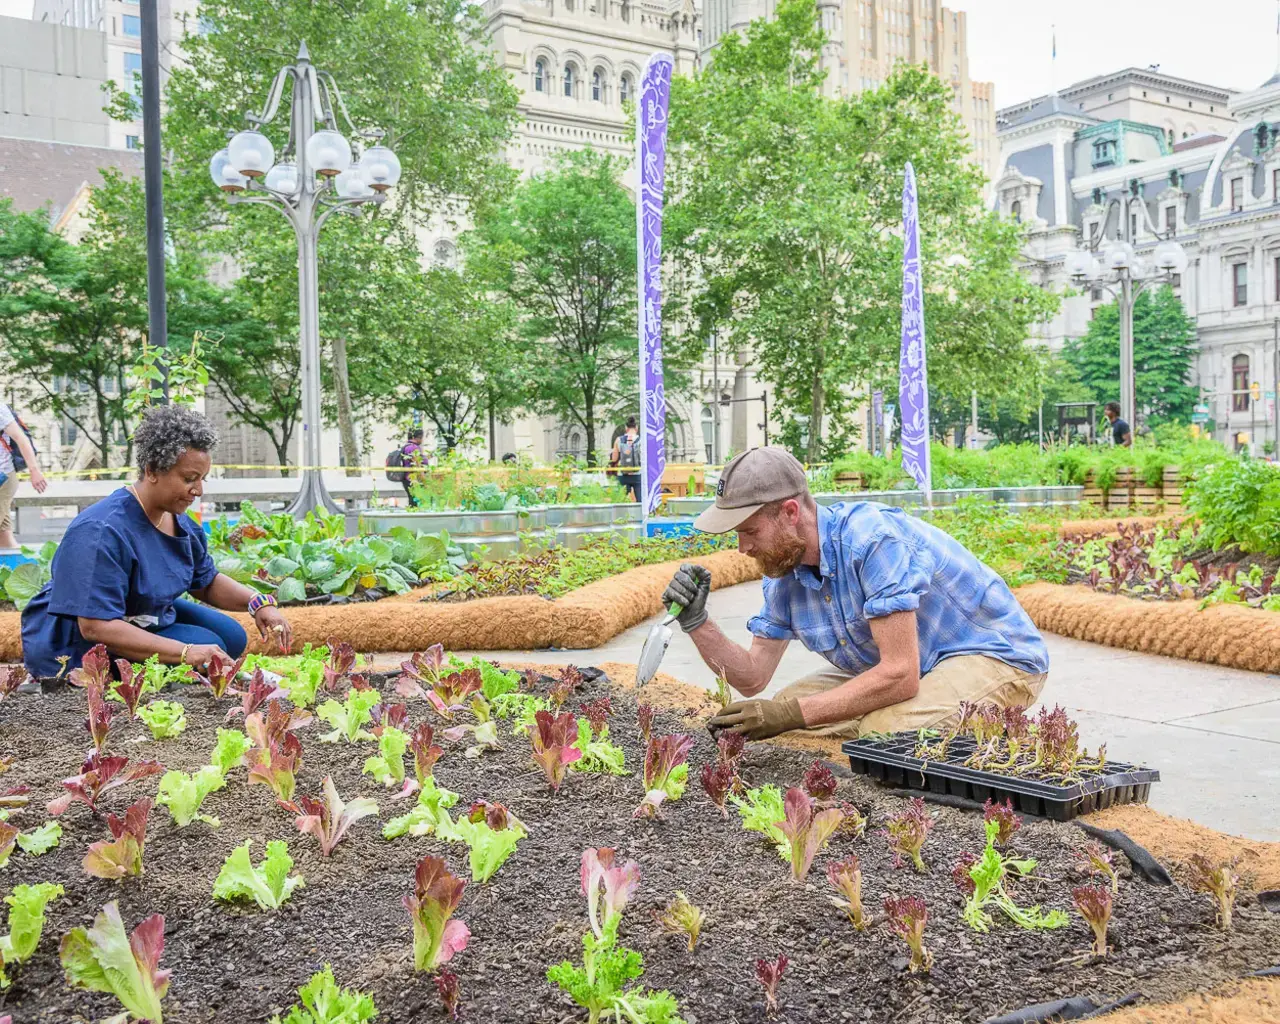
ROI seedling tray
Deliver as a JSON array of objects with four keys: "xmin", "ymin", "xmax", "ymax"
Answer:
[{"xmin": 841, "ymin": 733, "xmax": 1159, "ymax": 821}]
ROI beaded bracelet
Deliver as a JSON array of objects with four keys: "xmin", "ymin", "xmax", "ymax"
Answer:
[{"xmin": 247, "ymin": 592, "xmax": 278, "ymax": 616}]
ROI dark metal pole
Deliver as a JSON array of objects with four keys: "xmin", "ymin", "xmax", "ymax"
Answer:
[
  {"xmin": 761, "ymin": 391, "xmax": 769, "ymax": 447},
  {"xmin": 139, "ymin": 0, "xmax": 167, "ymax": 388}
]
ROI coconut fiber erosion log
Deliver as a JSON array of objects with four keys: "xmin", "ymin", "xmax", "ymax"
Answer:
[
  {"xmin": 1014, "ymin": 582, "xmax": 1280, "ymax": 674},
  {"xmin": 0, "ymin": 549, "xmax": 763, "ymax": 662}
]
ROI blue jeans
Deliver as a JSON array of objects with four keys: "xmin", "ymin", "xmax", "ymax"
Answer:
[{"xmin": 147, "ymin": 598, "xmax": 247, "ymax": 658}]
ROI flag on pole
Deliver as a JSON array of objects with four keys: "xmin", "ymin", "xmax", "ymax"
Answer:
[
  {"xmin": 898, "ymin": 162, "xmax": 932, "ymax": 500},
  {"xmin": 636, "ymin": 52, "xmax": 674, "ymax": 520}
]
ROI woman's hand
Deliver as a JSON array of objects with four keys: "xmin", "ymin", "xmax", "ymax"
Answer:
[
  {"xmin": 183, "ymin": 643, "xmax": 229, "ymax": 670},
  {"xmin": 254, "ymin": 605, "xmax": 293, "ymax": 653}
]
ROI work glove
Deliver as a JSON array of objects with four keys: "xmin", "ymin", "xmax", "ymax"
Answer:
[
  {"xmin": 708, "ymin": 697, "xmax": 807, "ymax": 740},
  {"xmin": 661, "ymin": 563, "xmax": 712, "ymax": 633}
]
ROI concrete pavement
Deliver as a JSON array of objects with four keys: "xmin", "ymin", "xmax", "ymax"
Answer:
[{"xmin": 455, "ymin": 580, "xmax": 1280, "ymax": 842}]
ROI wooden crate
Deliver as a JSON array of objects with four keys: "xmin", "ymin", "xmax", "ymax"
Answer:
[
  {"xmin": 1162, "ymin": 465, "xmax": 1183, "ymax": 514},
  {"xmin": 834, "ymin": 471, "xmax": 865, "ymax": 490},
  {"xmin": 1105, "ymin": 467, "xmax": 1134, "ymax": 511},
  {"xmin": 1082, "ymin": 472, "xmax": 1106, "ymax": 507}
]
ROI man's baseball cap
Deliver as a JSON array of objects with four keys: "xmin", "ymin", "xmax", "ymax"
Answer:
[{"xmin": 694, "ymin": 447, "xmax": 809, "ymax": 534}]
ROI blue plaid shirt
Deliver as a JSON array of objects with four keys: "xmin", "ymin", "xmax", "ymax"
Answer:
[{"xmin": 747, "ymin": 502, "xmax": 1049, "ymax": 677}]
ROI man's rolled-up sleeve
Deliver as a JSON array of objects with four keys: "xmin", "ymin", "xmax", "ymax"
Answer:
[
  {"xmin": 746, "ymin": 578, "xmax": 794, "ymax": 640},
  {"xmin": 859, "ymin": 535, "xmax": 933, "ymax": 619}
]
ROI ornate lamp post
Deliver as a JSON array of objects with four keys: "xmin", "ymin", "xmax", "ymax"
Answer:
[
  {"xmin": 209, "ymin": 42, "xmax": 401, "ymax": 515},
  {"xmin": 1064, "ymin": 179, "xmax": 1187, "ymax": 435}
]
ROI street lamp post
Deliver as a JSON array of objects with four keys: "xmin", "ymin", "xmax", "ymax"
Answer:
[
  {"xmin": 1064, "ymin": 179, "xmax": 1188, "ymax": 434},
  {"xmin": 209, "ymin": 42, "xmax": 401, "ymax": 516},
  {"xmin": 719, "ymin": 392, "xmax": 770, "ymax": 447}
]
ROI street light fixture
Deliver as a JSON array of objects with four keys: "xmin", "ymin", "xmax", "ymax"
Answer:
[
  {"xmin": 1064, "ymin": 180, "xmax": 1187, "ymax": 434},
  {"xmin": 209, "ymin": 41, "xmax": 399, "ymax": 516}
]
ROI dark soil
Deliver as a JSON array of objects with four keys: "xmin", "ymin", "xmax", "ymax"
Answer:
[{"xmin": 1, "ymin": 670, "xmax": 1277, "ymax": 1024}]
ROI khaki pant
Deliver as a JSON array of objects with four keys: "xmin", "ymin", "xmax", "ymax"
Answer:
[
  {"xmin": 0, "ymin": 471, "xmax": 18, "ymax": 534},
  {"xmin": 776, "ymin": 654, "xmax": 1047, "ymax": 739}
]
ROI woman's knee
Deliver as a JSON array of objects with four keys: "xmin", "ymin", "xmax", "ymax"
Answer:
[{"xmin": 214, "ymin": 615, "xmax": 248, "ymax": 658}]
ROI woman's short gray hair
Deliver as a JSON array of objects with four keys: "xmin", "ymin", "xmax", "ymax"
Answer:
[{"xmin": 134, "ymin": 405, "xmax": 219, "ymax": 475}]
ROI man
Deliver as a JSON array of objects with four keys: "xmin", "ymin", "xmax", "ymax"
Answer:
[
  {"xmin": 1103, "ymin": 402, "xmax": 1131, "ymax": 447},
  {"xmin": 662, "ymin": 447, "xmax": 1049, "ymax": 740},
  {"xmin": 0, "ymin": 402, "xmax": 47, "ymax": 550},
  {"xmin": 398, "ymin": 428, "xmax": 424, "ymax": 506},
  {"xmin": 611, "ymin": 417, "xmax": 642, "ymax": 502}
]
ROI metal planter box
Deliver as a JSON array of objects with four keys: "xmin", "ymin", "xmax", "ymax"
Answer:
[
  {"xmin": 353, "ymin": 507, "xmax": 548, "ymax": 560},
  {"xmin": 545, "ymin": 503, "xmax": 643, "ymax": 550}
]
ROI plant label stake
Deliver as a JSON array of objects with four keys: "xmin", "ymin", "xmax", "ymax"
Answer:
[{"xmin": 637, "ymin": 603, "xmax": 681, "ymax": 688}]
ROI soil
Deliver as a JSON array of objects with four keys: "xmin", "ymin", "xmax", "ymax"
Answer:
[{"xmin": 1, "ymin": 669, "xmax": 1278, "ymax": 1024}]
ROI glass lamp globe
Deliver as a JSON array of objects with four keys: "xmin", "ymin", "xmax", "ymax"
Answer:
[
  {"xmin": 1064, "ymin": 250, "xmax": 1093, "ymax": 281},
  {"xmin": 264, "ymin": 161, "xmax": 299, "ymax": 196},
  {"xmin": 305, "ymin": 129, "xmax": 351, "ymax": 177},
  {"xmin": 334, "ymin": 163, "xmax": 372, "ymax": 200},
  {"xmin": 357, "ymin": 144, "xmax": 401, "ymax": 192},
  {"xmin": 1106, "ymin": 241, "xmax": 1134, "ymax": 271},
  {"xmin": 227, "ymin": 129, "xmax": 275, "ymax": 178},
  {"xmin": 209, "ymin": 148, "xmax": 247, "ymax": 193},
  {"xmin": 1153, "ymin": 239, "xmax": 1188, "ymax": 275}
]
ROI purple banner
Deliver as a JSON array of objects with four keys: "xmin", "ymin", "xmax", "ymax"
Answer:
[
  {"xmin": 637, "ymin": 52, "xmax": 673, "ymax": 517},
  {"xmin": 898, "ymin": 162, "xmax": 932, "ymax": 497}
]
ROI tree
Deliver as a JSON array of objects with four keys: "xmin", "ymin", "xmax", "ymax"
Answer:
[
  {"xmin": 1062, "ymin": 285, "xmax": 1198, "ymax": 430},
  {"xmin": 666, "ymin": 0, "xmax": 1057, "ymax": 462},
  {"xmin": 159, "ymin": 0, "xmax": 521, "ymax": 466},
  {"xmin": 466, "ymin": 150, "xmax": 696, "ymax": 465}
]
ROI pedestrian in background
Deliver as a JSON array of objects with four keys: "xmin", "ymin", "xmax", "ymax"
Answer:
[
  {"xmin": 1104, "ymin": 402, "xmax": 1131, "ymax": 447},
  {"xmin": 0, "ymin": 402, "xmax": 47, "ymax": 551},
  {"xmin": 610, "ymin": 416, "xmax": 642, "ymax": 503}
]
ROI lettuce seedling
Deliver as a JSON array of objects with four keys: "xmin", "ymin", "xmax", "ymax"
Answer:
[
  {"xmin": 156, "ymin": 765, "xmax": 226, "ymax": 828},
  {"xmin": 210, "ymin": 728, "xmax": 255, "ymax": 776},
  {"xmin": 323, "ymin": 638, "xmax": 357, "ymax": 693},
  {"xmin": 245, "ymin": 699, "xmax": 312, "ymax": 754},
  {"xmin": 83, "ymin": 673, "xmax": 117, "ymax": 753},
  {"xmin": 0, "ymin": 666, "xmax": 30, "ymax": 702},
  {"xmin": 213, "ymin": 839, "xmax": 304, "ymax": 910},
  {"xmin": 549, "ymin": 664, "xmax": 583, "ymax": 708},
  {"xmin": 983, "ymin": 798, "xmax": 1021, "ymax": 848},
  {"xmin": 779, "ymin": 787, "xmax": 843, "ymax": 882},
  {"xmin": 756, "ymin": 954, "xmax": 787, "ymax": 1015},
  {"xmin": 295, "ymin": 777, "xmax": 379, "ymax": 857},
  {"xmin": 200, "ymin": 650, "xmax": 248, "ymax": 699},
  {"xmin": 579, "ymin": 698, "xmax": 612, "ymax": 737},
  {"xmin": 571, "ymin": 718, "xmax": 628, "ymax": 776},
  {"xmin": 0, "ymin": 785, "xmax": 28, "ymax": 811},
  {"xmin": 0, "ymin": 824, "xmax": 15, "ymax": 867},
  {"xmin": 717, "ymin": 730, "xmax": 745, "ymax": 771},
  {"xmin": 436, "ymin": 968, "xmax": 461, "ymax": 1020},
  {"xmin": 884, "ymin": 896, "xmax": 933, "ymax": 973},
  {"xmin": 317, "ymin": 687, "xmax": 380, "ymax": 743},
  {"xmin": 634, "ymin": 734, "xmax": 693, "ymax": 818},
  {"xmin": 383, "ymin": 777, "xmax": 461, "ymax": 840},
  {"xmin": 530, "ymin": 710, "xmax": 583, "ymax": 791},
  {"xmin": 452, "ymin": 813, "xmax": 525, "ymax": 883},
  {"xmin": 547, "ymin": 919, "xmax": 685, "ymax": 1024},
  {"xmin": 224, "ymin": 669, "xmax": 289, "ymax": 723},
  {"xmin": 0, "ymin": 882, "xmax": 64, "ymax": 989},
  {"xmin": 655, "ymin": 891, "xmax": 704, "ymax": 951},
  {"xmin": 363, "ymin": 726, "xmax": 411, "ymax": 790},
  {"xmin": 395, "ymin": 644, "xmax": 445, "ymax": 700},
  {"xmin": 138, "ymin": 699, "xmax": 187, "ymax": 740},
  {"xmin": 110, "ymin": 659, "xmax": 147, "ymax": 719},
  {"xmin": 268, "ymin": 964, "xmax": 377, "ymax": 1024},
  {"xmin": 442, "ymin": 695, "xmax": 502, "ymax": 757},
  {"xmin": 83, "ymin": 797, "xmax": 151, "ymax": 879},
  {"xmin": 16, "ymin": 821, "xmax": 62, "ymax": 856},
  {"xmin": 637, "ymin": 703, "xmax": 655, "ymax": 745},
  {"xmin": 1071, "ymin": 884, "xmax": 1112, "ymax": 956},
  {"xmin": 60, "ymin": 902, "xmax": 170, "ymax": 1024},
  {"xmin": 951, "ymin": 852, "xmax": 978, "ymax": 895},
  {"xmin": 370, "ymin": 702, "xmax": 408, "ymax": 738},
  {"xmin": 445, "ymin": 655, "xmax": 521, "ymax": 702},
  {"xmin": 732, "ymin": 785, "xmax": 789, "ymax": 861},
  {"xmin": 244, "ymin": 644, "xmax": 327, "ymax": 708},
  {"xmin": 404, "ymin": 854, "xmax": 470, "ymax": 972},
  {"xmin": 582, "ymin": 848, "xmax": 641, "ymax": 939},
  {"xmin": 885, "ymin": 797, "xmax": 934, "ymax": 873},
  {"xmin": 963, "ymin": 820, "xmax": 1070, "ymax": 932},
  {"xmin": 68, "ymin": 643, "xmax": 111, "ymax": 690},
  {"xmin": 834, "ymin": 800, "xmax": 867, "ymax": 838},
  {"xmin": 826, "ymin": 856, "xmax": 869, "ymax": 931},
  {"xmin": 1187, "ymin": 854, "xmax": 1239, "ymax": 930},
  {"xmin": 247, "ymin": 741, "xmax": 300, "ymax": 806},
  {"xmin": 47, "ymin": 752, "xmax": 164, "ymax": 817},
  {"xmin": 700, "ymin": 762, "xmax": 735, "ymax": 817},
  {"xmin": 410, "ymin": 723, "xmax": 444, "ymax": 787},
  {"xmin": 1077, "ymin": 841, "xmax": 1119, "ymax": 895},
  {"xmin": 802, "ymin": 761, "xmax": 838, "ymax": 800}
]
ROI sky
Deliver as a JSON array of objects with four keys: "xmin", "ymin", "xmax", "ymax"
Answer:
[{"xmin": 1, "ymin": 0, "xmax": 1277, "ymax": 110}]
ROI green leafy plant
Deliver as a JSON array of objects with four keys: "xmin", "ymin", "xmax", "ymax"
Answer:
[
  {"xmin": 139, "ymin": 699, "xmax": 188, "ymax": 740},
  {"xmin": 384, "ymin": 777, "xmax": 461, "ymax": 840},
  {"xmin": 962, "ymin": 820, "xmax": 1070, "ymax": 932},
  {"xmin": 778, "ymin": 787, "xmax": 842, "ymax": 882},
  {"xmin": 213, "ymin": 839, "xmax": 304, "ymax": 910},
  {"xmin": 571, "ymin": 717, "xmax": 628, "ymax": 775},
  {"xmin": 293, "ymin": 777, "xmax": 379, "ymax": 857},
  {"xmin": 269, "ymin": 964, "xmax": 377, "ymax": 1024},
  {"xmin": 362, "ymin": 725, "xmax": 411, "ymax": 790},
  {"xmin": 732, "ymin": 785, "xmax": 789, "ymax": 861},
  {"xmin": 16, "ymin": 821, "xmax": 61, "ymax": 857},
  {"xmin": 0, "ymin": 882, "xmax": 64, "ymax": 988},
  {"xmin": 82, "ymin": 798, "xmax": 152, "ymax": 880},
  {"xmin": 210, "ymin": 728, "xmax": 255, "ymax": 776},
  {"xmin": 654, "ymin": 891, "xmax": 705, "ymax": 952},
  {"xmin": 317, "ymin": 687, "xmax": 380, "ymax": 743},
  {"xmin": 243, "ymin": 645, "xmax": 328, "ymax": 708},
  {"xmin": 59, "ymin": 901, "xmax": 170, "ymax": 1023},
  {"xmin": 404, "ymin": 855, "xmax": 470, "ymax": 972},
  {"xmin": 156, "ymin": 765, "xmax": 226, "ymax": 828},
  {"xmin": 452, "ymin": 802, "xmax": 526, "ymax": 883}
]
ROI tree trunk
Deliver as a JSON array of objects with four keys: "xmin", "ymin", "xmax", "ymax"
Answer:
[
  {"xmin": 274, "ymin": 436, "xmax": 292, "ymax": 478},
  {"xmin": 488, "ymin": 393, "xmax": 496, "ymax": 463},
  {"xmin": 807, "ymin": 365, "xmax": 825, "ymax": 464},
  {"xmin": 584, "ymin": 400, "xmax": 596, "ymax": 467},
  {"xmin": 329, "ymin": 335, "xmax": 361, "ymax": 478}
]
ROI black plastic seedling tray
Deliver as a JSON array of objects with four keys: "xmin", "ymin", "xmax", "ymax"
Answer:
[{"xmin": 841, "ymin": 733, "xmax": 1159, "ymax": 821}]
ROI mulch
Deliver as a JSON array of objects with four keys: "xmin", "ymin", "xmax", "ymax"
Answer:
[{"xmin": 1, "ymin": 669, "xmax": 1277, "ymax": 1024}]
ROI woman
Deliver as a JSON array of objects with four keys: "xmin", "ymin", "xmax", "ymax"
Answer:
[{"xmin": 21, "ymin": 405, "xmax": 292, "ymax": 679}]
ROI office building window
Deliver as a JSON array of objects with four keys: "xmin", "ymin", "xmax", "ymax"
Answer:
[
  {"xmin": 563, "ymin": 63, "xmax": 575, "ymax": 98},
  {"xmin": 1230, "ymin": 177, "xmax": 1243, "ymax": 212},
  {"xmin": 533, "ymin": 58, "xmax": 546, "ymax": 93},
  {"xmin": 1232, "ymin": 262, "xmax": 1248, "ymax": 307},
  {"xmin": 1009, "ymin": 200, "xmax": 1020, "ymax": 222},
  {"xmin": 124, "ymin": 52, "xmax": 142, "ymax": 97},
  {"xmin": 1164, "ymin": 206, "xmax": 1176, "ymax": 234},
  {"xmin": 1233, "ymin": 354, "xmax": 1250, "ymax": 412},
  {"xmin": 125, "ymin": 135, "xmax": 141, "ymax": 150},
  {"xmin": 619, "ymin": 73, "xmax": 632, "ymax": 104},
  {"xmin": 1274, "ymin": 167, "xmax": 1280, "ymax": 202},
  {"xmin": 122, "ymin": 13, "xmax": 141, "ymax": 35}
]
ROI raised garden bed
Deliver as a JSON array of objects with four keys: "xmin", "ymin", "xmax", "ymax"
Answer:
[{"xmin": 0, "ymin": 660, "xmax": 1277, "ymax": 1023}]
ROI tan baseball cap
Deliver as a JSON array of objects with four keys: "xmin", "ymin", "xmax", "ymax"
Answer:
[{"xmin": 694, "ymin": 447, "xmax": 809, "ymax": 534}]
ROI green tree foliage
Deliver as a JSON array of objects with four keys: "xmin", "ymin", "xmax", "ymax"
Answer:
[
  {"xmin": 1062, "ymin": 285, "xmax": 1198, "ymax": 429},
  {"xmin": 666, "ymin": 0, "xmax": 1057, "ymax": 461},
  {"xmin": 466, "ymin": 150, "xmax": 698, "ymax": 465}
]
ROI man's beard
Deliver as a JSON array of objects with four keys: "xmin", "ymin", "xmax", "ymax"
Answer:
[{"xmin": 751, "ymin": 533, "xmax": 808, "ymax": 579}]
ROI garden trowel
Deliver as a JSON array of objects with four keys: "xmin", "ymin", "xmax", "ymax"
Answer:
[{"xmin": 636, "ymin": 603, "xmax": 682, "ymax": 688}]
